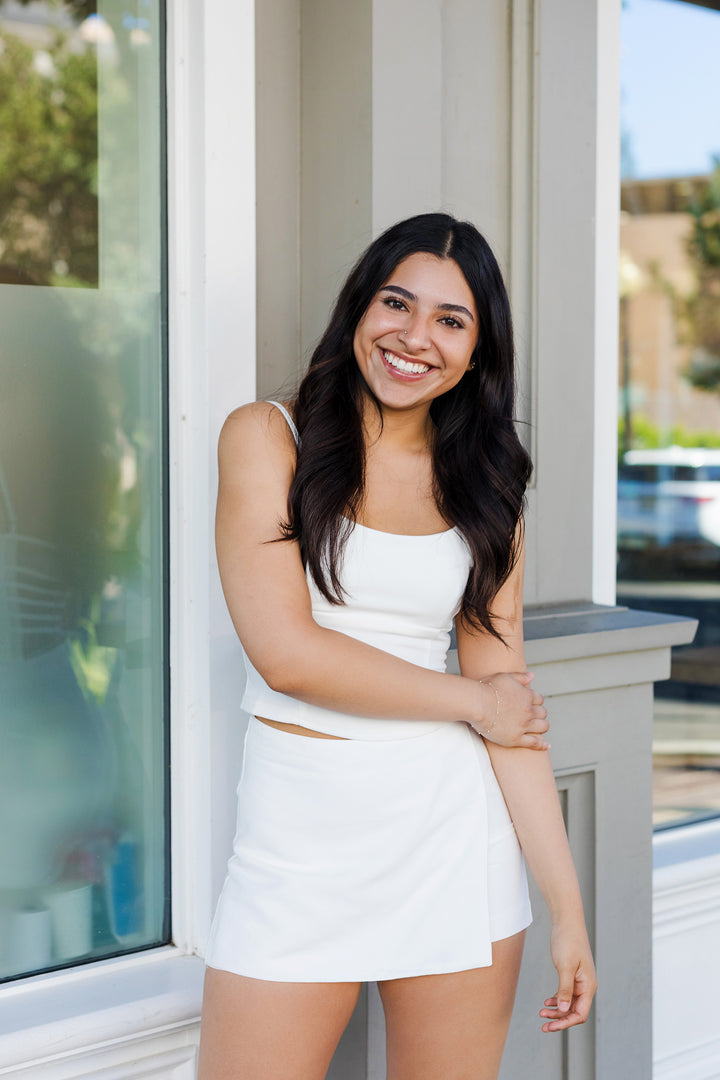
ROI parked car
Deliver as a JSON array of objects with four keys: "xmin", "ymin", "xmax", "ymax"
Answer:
[{"xmin": 617, "ymin": 446, "xmax": 720, "ymax": 574}]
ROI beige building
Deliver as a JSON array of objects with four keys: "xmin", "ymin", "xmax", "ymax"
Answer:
[{"xmin": 620, "ymin": 176, "xmax": 720, "ymax": 439}]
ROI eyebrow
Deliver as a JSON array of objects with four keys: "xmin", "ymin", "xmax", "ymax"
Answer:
[{"xmin": 379, "ymin": 285, "xmax": 475, "ymax": 323}]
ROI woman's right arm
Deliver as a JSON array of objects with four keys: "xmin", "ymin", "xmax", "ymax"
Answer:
[{"xmin": 215, "ymin": 402, "xmax": 548, "ymax": 747}]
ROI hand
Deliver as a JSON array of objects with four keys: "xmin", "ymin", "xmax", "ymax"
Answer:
[
  {"xmin": 539, "ymin": 920, "xmax": 597, "ymax": 1033},
  {"xmin": 469, "ymin": 671, "xmax": 550, "ymax": 750}
]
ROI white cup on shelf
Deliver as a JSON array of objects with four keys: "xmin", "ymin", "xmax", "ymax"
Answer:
[
  {"xmin": 6, "ymin": 905, "xmax": 52, "ymax": 974},
  {"xmin": 44, "ymin": 881, "xmax": 93, "ymax": 961}
]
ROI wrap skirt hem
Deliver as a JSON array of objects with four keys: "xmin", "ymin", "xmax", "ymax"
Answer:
[{"xmin": 205, "ymin": 716, "xmax": 532, "ymax": 982}]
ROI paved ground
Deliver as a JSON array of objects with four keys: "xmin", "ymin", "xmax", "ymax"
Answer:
[
  {"xmin": 617, "ymin": 577, "xmax": 720, "ymax": 828},
  {"xmin": 652, "ymin": 698, "xmax": 720, "ymax": 826}
]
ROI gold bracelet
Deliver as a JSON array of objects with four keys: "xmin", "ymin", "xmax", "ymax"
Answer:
[{"xmin": 479, "ymin": 678, "xmax": 501, "ymax": 738}]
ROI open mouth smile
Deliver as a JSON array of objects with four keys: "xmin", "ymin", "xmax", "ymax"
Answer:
[{"xmin": 381, "ymin": 348, "xmax": 434, "ymax": 378}]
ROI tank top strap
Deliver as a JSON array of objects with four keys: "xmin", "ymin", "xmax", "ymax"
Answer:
[{"xmin": 267, "ymin": 400, "xmax": 300, "ymax": 448}]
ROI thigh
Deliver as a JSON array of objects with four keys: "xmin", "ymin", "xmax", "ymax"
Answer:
[
  {"xmin": 378, "ymin": 930, "xmax": 526, "ymax": 1080},
  {"xmin": 198, "ymin": 966, "xmax": 362, "ymax": 1080}
]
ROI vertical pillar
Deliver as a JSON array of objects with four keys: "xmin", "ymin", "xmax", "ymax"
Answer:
[
  {"xmin": 300, "ymin": 0, "xmax": 373, "ymax": 357},
  {"xmin": 256, "ymin": 0, "xmax": 302, "ymax": 399}
]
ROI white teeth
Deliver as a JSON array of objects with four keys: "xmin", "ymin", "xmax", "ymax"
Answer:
[{"xmin": 382, "ymin": 350, "xmax": 431, "ymax": 375}]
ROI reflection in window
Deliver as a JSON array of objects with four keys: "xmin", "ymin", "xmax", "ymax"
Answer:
[
  {"xmin": 0, "ymin": 1, "xmax": 99, "ymax": 287},
  {"xmin": 618, "ymin": 0, "xmax": 720, "ymax": 828},
  {"xmin": 0, "ymin": 0, "xmax": 167, "ymax": 980}
]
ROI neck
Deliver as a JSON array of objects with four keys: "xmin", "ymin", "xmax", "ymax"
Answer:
[{"xmin": 361, "ymin": 395, "xmax": 433, "ymax": 452}]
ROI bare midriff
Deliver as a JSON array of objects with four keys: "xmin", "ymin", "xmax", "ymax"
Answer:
[{"xmin": 256, "ymin": 716, "xmax": 348, "ymax": 740}]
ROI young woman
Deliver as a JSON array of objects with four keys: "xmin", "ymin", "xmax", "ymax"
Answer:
[{"xmin": 198, "ymin": 213, "xmax": 596, "ymax": 1080}]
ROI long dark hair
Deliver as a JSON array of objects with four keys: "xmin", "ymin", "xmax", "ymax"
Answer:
[{"xmin": 282, "ymin": 212, "xmax": 532, "ymax": 640}]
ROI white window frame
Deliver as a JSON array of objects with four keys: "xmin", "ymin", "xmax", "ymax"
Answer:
[{"xmin": 0, "ymin": 0, "xmax": 256, "ymax": 1071}]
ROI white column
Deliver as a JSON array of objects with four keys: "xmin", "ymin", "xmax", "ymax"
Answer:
[{"xmin": 168, "ymin": 0, "xmax": 257, "ymax": 957}]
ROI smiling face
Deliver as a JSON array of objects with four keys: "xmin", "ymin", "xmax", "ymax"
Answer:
[{"xmin": 352, "ymin": 252, "xmax": 479, "ymax": 417}]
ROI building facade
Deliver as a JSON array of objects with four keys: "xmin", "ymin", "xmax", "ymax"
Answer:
[{"xmin": 1, "ymin": 2, "xmax": 713, "ymax": 1078}]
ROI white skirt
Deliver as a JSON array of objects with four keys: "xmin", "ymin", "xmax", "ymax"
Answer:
[{"xmin": 205, "ymin": 716, "xmax": 531, "ymax": 983}]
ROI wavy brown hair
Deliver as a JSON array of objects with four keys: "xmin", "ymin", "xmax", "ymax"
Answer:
[{"xmin": 281, "ymin": 212, "xmax": 532, "ymax": 641}]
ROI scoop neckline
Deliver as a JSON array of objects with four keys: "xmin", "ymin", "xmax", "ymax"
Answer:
[{"xmin": 344, "ymin": 517, "xmax": 458, "ymax": 539}]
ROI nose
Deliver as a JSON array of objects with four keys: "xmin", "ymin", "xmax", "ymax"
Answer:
[{"xmin": 400, "ymin": 312, "xmax": 431, "ymax": 352}]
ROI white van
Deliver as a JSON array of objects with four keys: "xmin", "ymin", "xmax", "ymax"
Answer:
[{"xmin": 617, "ymin": 446, "xmax": 720, "ymax": 568}]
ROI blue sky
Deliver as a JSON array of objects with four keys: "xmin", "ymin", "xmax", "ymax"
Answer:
[{"xmin": 622, "ymin": 0, "xmax": 720, "ymax": 178}]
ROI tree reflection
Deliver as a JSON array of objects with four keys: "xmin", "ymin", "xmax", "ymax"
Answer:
[{"xmin": 0, "ymin": 13, "xmax": 98, "ymax": 286}]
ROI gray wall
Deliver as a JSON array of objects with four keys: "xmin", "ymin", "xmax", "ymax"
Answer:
[
  {"xmin": 252, "ymin": 2, "xmax": 683, "ymax": 1078},
  {"xmin": 255, "ymin": 0, "xmax": 620, "ymax": 607}
]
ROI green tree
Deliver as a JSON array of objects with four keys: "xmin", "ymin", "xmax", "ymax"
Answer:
[
  {"xmin": 0, "ymin": 26, "xmax": 98, "ymax": 285},
  {"xmin": 618, "ymin": 413, "xmax": 720, "ymax": 461},
  {"xmin": 1, "ymin": 0, "xmax": 97, "ymax": 24},
  {"xmin": 683, "ymin": 160, "xmax": 720, "ymax": 393}
]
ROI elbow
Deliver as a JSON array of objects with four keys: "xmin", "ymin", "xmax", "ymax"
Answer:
[
  {"xmin": 245, "ymin": 620, "xmax": 325, "ymax": 698},
  {"xmin": 253, "ymin": 643, "xmax": 314, "ymax": 698},
  {"xmin": 262, "ymin": 664, "xmax": 303, "ymax": 697}
]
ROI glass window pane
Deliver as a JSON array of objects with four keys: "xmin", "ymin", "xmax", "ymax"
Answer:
[
  {"xmin": 0, "ymin": 0, "xmax": 167, "ymax": 979},
  {"xmin": 618, "ymin": 0, "xmax": 720, "ymax": 830}
]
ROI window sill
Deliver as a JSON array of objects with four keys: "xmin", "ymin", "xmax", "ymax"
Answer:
[
  {"xmin": 653, "ymin": 817, "xmax": 720, "ymax": 869},
  {"xmin": 0, "ymin": 947, "xmax": 204, "ymax": 1071}
]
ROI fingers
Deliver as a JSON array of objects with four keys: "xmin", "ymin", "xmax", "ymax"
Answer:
[
  {"xmin": 520, "ymin": 733, "xmax": 551, "ymax": 751},
  {"xmin": 513, "ymin": 670, "xmax": 535, "ymax": 685},
  {"xmin": 539, "ymin": 964, "xmax": 597, "ymax": 1032},
  {"xmin": 504, "ymin": 673, "xmax": 547, "ymax": 717},
  {"xmin": 481, "ymin": 671, "xmax": 550, "ymax": 749},
  {"xmin": 497, "ymin": 673, "xmax": 547, "ymax": 715},
  {"xmin": 556, "ymin": 975, "xmax": 575, "ymax": 1017},
  {"xmin": 539, "ymin": 986, "xmax": 594, "ymax": 1032},
  {"xmin": 520, "ymin": 704, "xmax": 550, "ymax": 750},
  {"xmin": 540, "ymin": 971, "xmax": 576, "ymax": 1031}
]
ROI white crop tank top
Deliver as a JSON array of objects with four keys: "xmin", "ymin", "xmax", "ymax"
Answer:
[{"xmin": 239, "ymin": 401, "xmax": 474, "ymax": 740}]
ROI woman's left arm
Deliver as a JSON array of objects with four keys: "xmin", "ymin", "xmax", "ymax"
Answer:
[{"xmin": 455, "ymin": 529, "xmax": 597, "ymax": 1033}]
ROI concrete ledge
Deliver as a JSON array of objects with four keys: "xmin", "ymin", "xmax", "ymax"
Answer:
[
  {"xmin": 523, "ymin": 602, "xmax": 697, "ymax": 663},
  {"xmin": 449, "ymin": 603, "xmax": 697, "ymax": 696}
]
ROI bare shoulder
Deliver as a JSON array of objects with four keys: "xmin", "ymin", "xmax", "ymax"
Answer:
[{"xmin": 218, "ymin": 400, "xmax": 297, "ymax": 470}]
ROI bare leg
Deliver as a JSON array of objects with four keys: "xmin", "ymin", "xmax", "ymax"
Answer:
[
  {"xmin": 198, "ymin": 967, "xmax": 362, "ymax": 1080},
  {"xmin": 378, "ymin": 930, "xmax": 525, "ymax": 1080}
]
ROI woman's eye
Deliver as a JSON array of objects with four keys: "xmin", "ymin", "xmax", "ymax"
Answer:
[
  {"xmin": 382, "ymin": 297, "xmax": 407, "ymax": 311},
  {"xmin": 441, "ymin": 316, "xmax": 463, "ymax": 329}
]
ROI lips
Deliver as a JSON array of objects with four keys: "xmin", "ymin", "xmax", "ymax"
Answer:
[{"xmin": 381, "ymin": 349, "xmax": 433, "ymax": 377}]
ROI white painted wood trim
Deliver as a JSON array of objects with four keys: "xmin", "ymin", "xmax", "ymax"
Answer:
[
  {"xmin": 654, "ymin": 1038, "xmax": 720, "ymax": 1080},
  {"xmin": 654, "ymin": 854, "xmax": 720, "ymax": 938},
  {"xmin": 167, "ymin": 0, "xmax": 213, "ymax": 963},
  {"xmin": 653, "ymin": 823, "xmax": 720, "ymax": 1080},
  {"xmin": 168, "ymin": 0, "xmax": 257, "ymax": 960},
  {"xmin": 1, "ymin": 1041, "xmax": 199, "ymax": 1080},
  {"xmin": 0, "ymin": 950, "xmax": 203, "ymax": 1073},
  {"xmin": 592, "ymin": 0, "xmax": 621, "ymax": 605}
]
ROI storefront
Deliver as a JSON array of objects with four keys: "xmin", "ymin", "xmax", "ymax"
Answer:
[{"xmin": 0, "ymin": 2, "xmax": 709, "ymax": 1078}]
